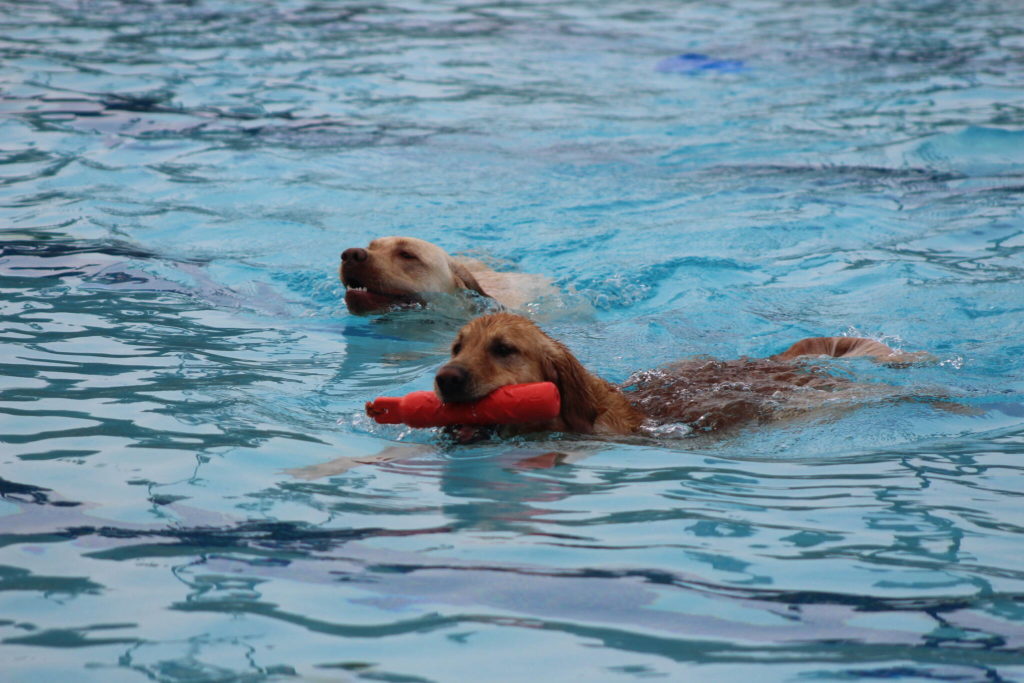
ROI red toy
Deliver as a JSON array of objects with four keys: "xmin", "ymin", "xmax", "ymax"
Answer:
[{"xmin": 366, "ymin": 382, "xmax": 560, "ymax": 428}]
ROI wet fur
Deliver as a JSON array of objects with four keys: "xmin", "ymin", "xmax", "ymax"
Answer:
[{"xmin": 437, "ymin": 313, "xmax": 910, "ymax": 436}]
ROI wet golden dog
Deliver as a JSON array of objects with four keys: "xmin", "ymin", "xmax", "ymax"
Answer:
[
  {"xmin": 435, "ymin": 313, "xmax": 919, "ymax": 436},
  {"xmin": 340, "ymin": 236, "xmax": 550, "ymax": 314}
]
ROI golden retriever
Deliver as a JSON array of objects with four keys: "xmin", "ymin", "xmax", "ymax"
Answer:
[
  {"xmin": 340, "ymin": 236, "xmax": 551, "ymax": 314},
  {"xmin": 434, "ymin": 313, "xmax": 922, "ymax": 436}
]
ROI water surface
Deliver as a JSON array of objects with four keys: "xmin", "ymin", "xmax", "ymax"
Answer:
[{"xmin": 2, "ymin": 1, "xmax": 1024, "ymax": 680}]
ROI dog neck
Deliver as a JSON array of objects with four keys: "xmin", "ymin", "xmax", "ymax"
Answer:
[
  {"xmin": 587, "ymin": 376, "xmax": 645, "ymax": 435},
  {"xmin": 550, "ymin": 358, "xmax": 645, "ymax": 435}
]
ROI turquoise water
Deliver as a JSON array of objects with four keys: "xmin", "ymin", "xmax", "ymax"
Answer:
[{"xmin": 3, "ymin": 0, "xmax": 1024, "ymax": 680}]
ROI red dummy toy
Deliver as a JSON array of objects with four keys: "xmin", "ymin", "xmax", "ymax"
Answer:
[{"xmin": 366, "ymin": 382, "xmax": 560, "ymax": 428}]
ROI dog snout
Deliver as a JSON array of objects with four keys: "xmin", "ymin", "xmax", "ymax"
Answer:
[
  {"xmin": 435, "ymin": 364, "xmax": 472, "ymax": 403},
  {"xmin": 341, "ymin": 247, "xmax": 368, "ymax": 263}
]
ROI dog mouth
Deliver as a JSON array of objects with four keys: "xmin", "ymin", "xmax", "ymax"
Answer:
[
  {"xmin": 442, "ymin": 424, "xmax": 497, "ymax": 444},
  {"xmin": 434, "ymin": 387, "xmax": 481, "ymax": 405},
  {"xmin": 434, "ymin": 379, "xmax": 502, "ymax": 406},
  {"xmin": 342, "ymin": 275, "xmax": 420, "ymax": 313}
]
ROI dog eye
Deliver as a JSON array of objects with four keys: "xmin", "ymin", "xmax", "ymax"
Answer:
[
  {"xmin": 451, "ymin": 342, "xmax": 462, "ymax": 355},
  {"xmin": 490, "ymin": 341, "xmax": 517, "ymax": 357},
  {"xmin": 397, "ymin": 250, "xmax": 418, "ymax": 261}
]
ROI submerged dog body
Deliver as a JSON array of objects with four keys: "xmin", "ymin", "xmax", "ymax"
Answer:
[
  {"xmin": 434, "ymin": 313, "xmax": 909, "ymax": 437},
  {"xmin": 340, "ymin": 236, "xmax": 552, "ymax": 314}
]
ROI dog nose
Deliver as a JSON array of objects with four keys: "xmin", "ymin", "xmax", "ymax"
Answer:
[
  {"xmin": 341, "ymin": 247, "xmax": 367, "ymax": 263},
  {"xmin": 435, "ymin": 364, "xmax": 470, "ymax": 402}
]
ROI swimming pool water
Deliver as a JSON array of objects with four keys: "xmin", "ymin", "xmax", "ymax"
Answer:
[{"xmin": 2, "ymin": 1, "xmax": 1024, "ymax": 680}]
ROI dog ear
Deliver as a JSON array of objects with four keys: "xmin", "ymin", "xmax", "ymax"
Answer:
[
  {"xmin": 448, "ymin": 259, "xmax": 490, "ymax": 299},
  {"xmin": 541, "ymin": 341, "xmax": 599, "ymax": 433}
]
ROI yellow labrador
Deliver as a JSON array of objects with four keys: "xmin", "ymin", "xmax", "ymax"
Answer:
[{"xmin": 340, "ymin": 236, "xmax": 551, "ymax": 314}]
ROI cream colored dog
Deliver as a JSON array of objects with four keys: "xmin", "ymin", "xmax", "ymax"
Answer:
[{"xmin": 340, "ymin": 236, "xmax": 551, "ymax": 314}]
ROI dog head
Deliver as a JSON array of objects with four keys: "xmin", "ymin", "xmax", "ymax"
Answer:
[
  {"xmin": 434, "ymin": 313, "xmax": 602, "ymax": 433},
  {"xmin": 340, "ymin": 236, "xmax": 488, "ymax": 314}
]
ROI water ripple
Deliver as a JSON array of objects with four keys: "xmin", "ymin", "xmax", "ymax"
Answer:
[{"xmin": 3, "ymin": 0, "xmax": 1024, "ymax": 680}]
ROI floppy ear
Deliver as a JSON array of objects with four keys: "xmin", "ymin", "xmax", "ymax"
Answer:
[
  {"xmin": 541, "ymin": 340, "xmax": 600, "ymax": 433},
  {"xmin": 448, "ymin": 259, "xmax": 490, "ymax": 299}
]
